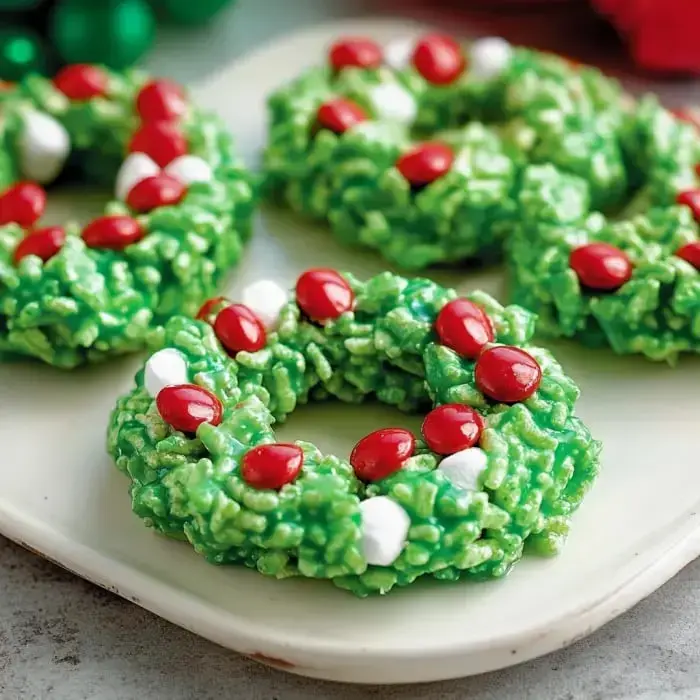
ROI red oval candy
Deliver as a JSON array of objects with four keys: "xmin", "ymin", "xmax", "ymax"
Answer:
[
  {"xmin": 350, "ymin": 428, "xmax": 415, "ymax": 482},
  {"xmin": 421, "ymin": 404, "xmax": 485, "ymax": 455},
  {"xmin": 0, "ymin": 182, "xmax": 46, "ymax": 227},
  {"xmin": 329, "ymin": 37, "xmax": 383, "ymax": 71},
  {"xmin": 128, "ymin": 121, "xmax": 187, "ymax": 168},
  {"xmin": 569, "ymin": 242, "xmax": 632, "ymax": 291},
  {"xmin": 126, "ymin": 174, "xmax": 186, "ymax": 212},
  {"xmin": 412, "ymin": 34, "xmax": 466, "ymax": 85},
  {"xmin": 435, "ymin": 298, "xmax": 494, "ymax": 359},
  {"xmin": 675, "ymin": 241, "xmax": 700, "ymax": 270},
  {"xmin": 82, "ymin": 215, "xmax": 145, "ymax": 250},
  {"xmin": 677, "ymin": 189, "xmax": 700, "ymax": 221},
  {"xmin": 213, "ymin": 303, "xmax": 267, "ymax": 355},
  {"xmin": 295, "ymin": 268, "xmax": 354, "ymax": 322},
  {"xmin": 475, "ymin": 345, "xmax": 541, "ymax": 404},
  {"xmin": 14, "ymin": 226, "xmax": 66, "ymax": 264},
  {"xmin": 396, "ymin": 142, "xmax": 454, "ymax": 187},
  {"xmin": 156, "ymin": 384, "xmax": 223, "ymax": 433},
  {"xmin": 316, "ymin": 98, "xmax": 368, "ymax": 135},
  {"xmin": 241, "ymin": 443, "xmax": 304, "ymax": 490},
  {"xmin": 54, "ymin": 64, "xmax": 107, "ymax": 100},
  {"xmin": 136, "ymin": 80, "xmax": 187, "ymax": 122}
]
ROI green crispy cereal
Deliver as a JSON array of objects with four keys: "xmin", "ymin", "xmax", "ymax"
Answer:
[
  {"xmin": 107, "ymin": 268, "xmax": 600, "ymax": 597},
  {"xmin": 263, "ymin": 35, "xmax": 627, "ymax": 269},
  {"xmin": 264, "ymin": 34, "xmax": 700, "ymax": 361},
  {"xmin": 0, "ymin": 64, "xmax": 255, "ymax": 368},
  {"xmin": 509, "ymin": 106, "xmax": 700, "ymax": 363}
]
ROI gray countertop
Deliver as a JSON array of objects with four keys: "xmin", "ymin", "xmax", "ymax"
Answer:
[{"xmin": 2, "ymin": 1, "xmax": 700, "ymax": 697}]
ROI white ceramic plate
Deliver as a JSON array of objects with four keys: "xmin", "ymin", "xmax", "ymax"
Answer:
[{"xmin": 1, "ymin": 19, "xmax": 698, "ymax": 685}]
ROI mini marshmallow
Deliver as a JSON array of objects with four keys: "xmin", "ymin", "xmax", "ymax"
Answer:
[
  {"xmin": 360, "ymin": 495, "xmax": 411, "ymax": 567},
  {"xmin": 369, "ymin": 83, "xmax": 417, "ymax": 126},
  {"xmin": 115, "ymin": 153, "xmax": 160, "ymax": 201},
  {"xmin": 164, "ymin": 155, "xmax": 213, "ymax": 186},
  {"xmin": 469, "ymin": 37, "xmax": 513, "ymax": 80},
  {"xmin": 384, "ymin": 37, "xmax": 415, "ymax": 71},
  {"xmin": 241, "ymin": 279, "xmax": 289, "ymax": 329},
  {"xmin": 144, "ymin": 348, "xmax": 189, "ymax": 398},
  {"xmin": 437, "ymin": 447, "xmax": 488, "ymax": 492},
  {"xmin": 18, "ymin": 111, "xmax": 70, "ymax": 184}
]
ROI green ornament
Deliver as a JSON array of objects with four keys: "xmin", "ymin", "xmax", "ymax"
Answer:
[
  {"xmin": 50, "ymin": 0, "xmax": 156, "ymax": 70},
  {"xmin": 0, "ymin": 27, "xmax": 47, "ymax": 81},
  {"xmin": 157, "ymin": 0, "xmax": 234, "ymax": 25}
]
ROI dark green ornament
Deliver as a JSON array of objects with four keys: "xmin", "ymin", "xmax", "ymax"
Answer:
[
  {"xmin": 0, "ymin": 27, "xmax": 47, "ymax": 81},
  {"xmin": 50, "ymin": 0, "xmax": 156, "ymax": 70},
  {"xmin": 156, "ymin": 0, "xmax": 234, "ymax": 25}
]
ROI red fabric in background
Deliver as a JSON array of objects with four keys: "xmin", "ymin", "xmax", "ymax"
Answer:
[
  {"xmin": 373, "ymin": 0, "xmax": 700, "ymax": 77},
  {"xmin": 593, "ymin": 0, "xmax": 700, "ymax": 74}
]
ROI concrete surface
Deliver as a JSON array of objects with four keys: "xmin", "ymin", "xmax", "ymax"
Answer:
[
  {"xmin": 2, "ymin": 535, "xmax": 700, "ymax": 699},
  {"xmin": 3, "ymin": 0, "xmax": 700, "ymax": 697}
]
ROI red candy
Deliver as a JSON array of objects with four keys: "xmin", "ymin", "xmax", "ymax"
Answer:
[
  {"xmin": 350, "ymin": 428, "xmax": 416, "ymax": 482},
  {"xmin": 295, "ymin": 268, "xmax": 354, "ymax": 322},
  {"xmin": 677, "ymin": 189, "xmax": 700, "ymax": 221},
  {"xmin": 435, "ymin": 298, "xmax": 494, "ymax": 359},
  {"xmin": 128, "ymin": 121, "xmax": 187, "ymax": 168},
  {"xmin": 53, "ymin": 64, "xmax": 107, "ymax": 100},
  {"xmin": 412, "ymin": 34, "xmax": 466, "ymax": 85},
  {"xmin": 396, "ymin": 142, "xmax": 454, "ymax": 187},
  {"xmin": 421, "ymin": 404, "xmax": 485, "ymax": 455},
  {"xmin": 241, "ymin": 443, "xmax": 304, "ymax": 490},
  {"xmin": 316, "ymin": 98, "xmax": 368, "ymax": 135},
  {"xmin": 13, "ymin": 226, "xmax": 66, "ymax": 264},
  {"xmin": 0, "ymin": 182, "xmax": 46, "ymax": 227},
  {"xmin": 329, "ymin": 37, "xmax": 383, "ymax": 71},
  {"xmin": 136, "ymin": 80, "xmax": 187, "ymax": 122},
  {"xmin": 675, "ymin": 241, "xmax": 700, "ymax": 270},
  {"xmin": 196, "ymin": 296, "xmax": 230, "ymax": 323},
  {"xmin": 82, "ymin": 215, "xmax": 145, "ymax": 250},
  {"xmin": 569, "ymin": 242, "xmax": 633, "ymax": 291},
  {"xmin": 475, "ymin": 345, "xmax": 541, "ymax": 404},
  {"xmin": 156, "ymin": 384, "xmax": 223, "ymax": 434},
  {"xmin": 213, "ymin": 303, "xmax": 267, "ymax": 355},
  {"xmin": 126, "ymin": 174, "xmax": 186, "ymax": 212}
]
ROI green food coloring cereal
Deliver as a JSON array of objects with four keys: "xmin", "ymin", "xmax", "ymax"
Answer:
[
  {"xmin": 107, "ymin": 268, "xmax": 600, "ymax": 597},
  {"xmin": 0, "ymin": 63, "xmax": 256, "ymax": 368}
]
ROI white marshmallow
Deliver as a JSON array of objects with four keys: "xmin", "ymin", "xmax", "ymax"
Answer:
[
  {"xmin": 438, "ymin": 447, "xmax": 488, "ymax": 492},
  {"xmin": 18, "ymin": 110, "xmax": 70, "ymax": 184},
  {"xmin": 360, "ymin": 496, "xmax": 411, "ymax": 567},
  {"xmin": 144, "ymin": 348, "xmax": 189, "ymax": 398},
  {"xmin": 115, "ymin": 153, "xmax": 160, "ymax": 201},
  {"xmin": 469, "ymin": 37, "xmax": 513, "ymax": 80},
  {"xmin": 368, "ymin": 83, "xmax": 417, "ymax": 126},
  {"xmin": 164, "ymin": 155, "xmax": 213, "ymax": 186},
  {"xmin": 384, "ymin": 37, "xmax": 415, "ymax": 71},
  {"xmin": 241, "ymin": 279, "xmax": 289, "ymax": 330}
]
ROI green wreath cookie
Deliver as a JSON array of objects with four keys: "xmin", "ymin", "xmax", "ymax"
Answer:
[
  {"xmin": 264, "ymin": 34, "xmax": 700, "ymax": 361},
  {"xmin": 510, "ymin": 137, "xmax": 700, "ymax": 363},
  {"xmin": 0, "ymin": 64, "xmax": 255, "ymax": 368},
  {"xmin": 263, "ymin": 34, "xmax": 624, "ymax": 269},
  {"xmin": 107, "ymin": 268, "xmax": 600, "ymax": 597}
]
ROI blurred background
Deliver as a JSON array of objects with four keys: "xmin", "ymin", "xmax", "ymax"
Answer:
[{"xmin": 1, "ymin": 0, "xmax": 700, "ymax": 103}]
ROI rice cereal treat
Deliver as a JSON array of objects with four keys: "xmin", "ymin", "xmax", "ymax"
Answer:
[
  {"xmin": 510, "ymin": 126, "xmax": 700, "ymax": 363},
  {"xmin": 263, "ymin": 34, "xmax": 626, "ymax": 269},
  {"xmin": 0, "ymin": 64, "xmax": 255, "ymax": 368},
  {"xmin": 107, "ymin": 268, "xmax": 600, "ymax": 597},
  {"xmin": 264, "ymin": 34, "xmax": 700, "ymax": 361}
]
